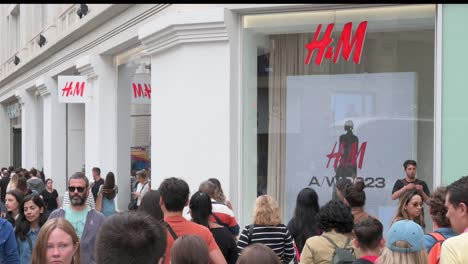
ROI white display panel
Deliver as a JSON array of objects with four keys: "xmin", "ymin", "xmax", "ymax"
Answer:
[{"xmin": 285, "ymin": 72, "xmax": 417, "ymax": 233}]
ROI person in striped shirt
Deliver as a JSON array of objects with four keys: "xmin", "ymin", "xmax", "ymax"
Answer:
[
  {"xmin": 237, "ymin": 195, "xmax": 295, "ymax": 264},
  {"xmin": 199, "ymin": 181, "xmax": 240, "ymax": 237}
]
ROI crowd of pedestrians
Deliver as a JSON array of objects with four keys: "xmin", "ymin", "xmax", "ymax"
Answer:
[{"xmin": 0, "ymin": 159, "xmax": 468, "ymax": 264}]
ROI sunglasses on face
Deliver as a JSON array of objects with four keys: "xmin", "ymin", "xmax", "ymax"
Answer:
[{"xmin": 68, "ymin": 186, "xmax": 86, "ymax": 193}]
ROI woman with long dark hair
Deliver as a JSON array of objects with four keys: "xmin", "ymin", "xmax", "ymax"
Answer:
[
  {"xmin": 16, "ymin": 176, "xmax": 29, "ymax": 195},
  {"xmin": 189, "ymin": 191, "xmax": 238, "ymax": 264},
  {"xmin": 96, "ymin": 172, "xmax": 118, "ymax": 217},
  {"xmin": 138, "ymin": 190, "xmax": 164, "ymax": 221},
  {"xmin": 4, "ymin": 189, "xmax": 24, "ymax": 227},
  {"xmin": 15, "ymin": 194, "xmax": 48, "ymax": 264},
  {"xmin": 287, "ymin": 187, "xmax": 321, "ymax": 263}
]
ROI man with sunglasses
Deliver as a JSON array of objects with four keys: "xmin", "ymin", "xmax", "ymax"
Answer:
[{"xmin": 49, "ymin": 172, "xmax": 106, "ymax": 264}]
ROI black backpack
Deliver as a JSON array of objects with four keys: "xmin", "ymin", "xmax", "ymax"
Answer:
[{"xmin": 322, "ymin": 235, "xmax": 356, "ymax": 264}]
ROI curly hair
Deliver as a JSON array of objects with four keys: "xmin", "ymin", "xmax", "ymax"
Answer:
[
  {"xmin": 253, "ymin": 195, "xmax": 281, "ymax": 225},
  {"xmin": 428, "ymin": 186, "xmax": 450, "ymax": 227},
  {"xmin": 319, "ymin": 200, "xmax": 354, "ymax": 233}
]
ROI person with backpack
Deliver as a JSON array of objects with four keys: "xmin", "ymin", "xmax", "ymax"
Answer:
[
  {"xmin": 352, "ymin": 218, "xmax": 385, "ymax": 264},
  {"xmin": 424, "ymin": 187, "xmax": 456, "ymax": 264},
  {"xmin": 375, "ymin": 220, "xmax": 428, "ymax": 264},
  {"xmin": 300, "ymin": 200, "xmax": 360, "ymax": 264}
]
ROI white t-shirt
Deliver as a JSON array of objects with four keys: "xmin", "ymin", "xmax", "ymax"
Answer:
[{"xmin": 136, "ymin": 182, "xmax": 149, "ymax": 206}]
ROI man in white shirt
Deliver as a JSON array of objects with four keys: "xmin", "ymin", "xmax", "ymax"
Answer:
[{"xmin": 440, "ymin": 176, "xmax": 468, "ymax": 264}]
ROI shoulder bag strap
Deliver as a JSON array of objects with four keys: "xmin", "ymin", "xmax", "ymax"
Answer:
[
  {"xmin": 248, "ymin": 224, "xmax": 254, "ymax": 244},
  {"xmin": 211, "ymin": 213, "xmax": 223, "ymax": 225},
  {"xmin": 343, "ymin": 237, "xmax": 351, "ymax": 248},
  {"xmin": 160, "ymin": 220, "xmax": 178, "ymax": 240},
  {"xmin": 429, "ymin": 232, "xmax": 446, "ymax": 242},
  {"xmin": 138, "ymin": 182, "xmax": 148, "ymax": 193},
  {"xmin": 322, "ymin": 235, "xmax": 339, "ymax": 248},
  {"xmin": 136, "ymin": 182, "xmax": 148, "ymax": 203}
]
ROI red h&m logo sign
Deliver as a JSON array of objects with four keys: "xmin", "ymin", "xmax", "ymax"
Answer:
[
  {"xmin": 58, "ymin": 76, "xmax": 89, "ymax": 103},
  {"xmin": 62, "ymin": 81, "xmax": 85, "ymax": 97},
  {"xmin": 132, "ymin": 83, "xmax": 151, "ymax": 100},
  {"xmin": 131, "ymin": 72, "xmax": 151, "ymax": 104},
  {"xmin": 305, "ymin": 21, "xmax": 368, "ymax": 66}
]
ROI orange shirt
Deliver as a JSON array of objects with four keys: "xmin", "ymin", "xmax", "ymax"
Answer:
[{"xmin": 163, "ymin": 215, "xmax": 220, "ymax": 264}]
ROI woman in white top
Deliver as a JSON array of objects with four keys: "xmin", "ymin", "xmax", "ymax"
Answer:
[{"xmin": 132, "ymin": 170, "xmax": 149, "ymax": 208}]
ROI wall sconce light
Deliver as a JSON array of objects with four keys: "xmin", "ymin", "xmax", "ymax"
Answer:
[
  {"xmin": 13, "ymin": 56, "xmax": 20, "ymax": 66},
  {"xmin": 77, "ymin": 4, "xmax": 89, "ymax": 19},
  {"xmin": 38, "ymin": 34, "xmax": 46, "ymax": 47}
]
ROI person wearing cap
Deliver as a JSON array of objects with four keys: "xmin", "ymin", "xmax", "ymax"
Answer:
[
  {"xmin": 440, "ymin": 175, "xmax": 468, "ymax": 264},
  {"xmin": 376, "ymin": 220, "xmax": 428, "ymax": 264}
]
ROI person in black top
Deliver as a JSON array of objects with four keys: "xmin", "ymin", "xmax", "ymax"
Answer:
[
  {"xmin": 90, "ymin": 167, "xmax": 104, "ymax": 201},
  {"xmin": 40, "ymin": 178, "xmax": 59, "ymax": 216},
  {"xmin": 391, "ymin": 160, "xmax": 430, "ymax": 204},
  {"xmin": 287, "ymin": 187, "xmax": 321, "ymax": 263},
  {"xmin": 0, "ymin": 169, "xmax": 10, "ymax": 213},
  {"xmin": 189, "ymin": 191, "xmax": 238, "ymax": 264}
]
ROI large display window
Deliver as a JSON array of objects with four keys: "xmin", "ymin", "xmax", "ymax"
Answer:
[{"xmin": 242, "ymin": 5, "xmax": 436, "ymax": 232}]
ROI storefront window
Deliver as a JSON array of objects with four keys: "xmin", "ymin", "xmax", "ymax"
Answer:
[{"xmin": 242, "ymin": 5, "xmax": 436, "ymax": 231}]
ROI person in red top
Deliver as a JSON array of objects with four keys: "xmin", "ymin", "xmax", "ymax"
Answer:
[
  {"xmin": 352, "ymin": 218, "xmax": 385, "ymax": 264},
  {"xmin": 159, "ymin": 177, "xmax": 226, "ymax": 264}
]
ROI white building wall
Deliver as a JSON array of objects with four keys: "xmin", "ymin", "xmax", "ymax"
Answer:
[{"xmin": 0, "ymin": 3, "xmax": 308, "ymax": 218}]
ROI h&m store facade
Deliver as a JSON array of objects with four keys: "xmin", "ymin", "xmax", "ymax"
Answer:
[{"xmin": 1, "ymin": 4, "xmax": 467, "ymax": 230}]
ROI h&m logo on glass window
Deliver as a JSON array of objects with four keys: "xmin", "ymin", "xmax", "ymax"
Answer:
[{"xmin": 305, "ymin": 21, "xmax": 368, "ymax": 66}]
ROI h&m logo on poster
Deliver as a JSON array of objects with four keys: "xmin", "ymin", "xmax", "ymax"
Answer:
[
  {"xmin": 58, "ymin": 76, "xmax": 89, "ymax": 103},
  {"xmin": 305, "ymin": 21, "xmax": 368, "ymax": 66}
]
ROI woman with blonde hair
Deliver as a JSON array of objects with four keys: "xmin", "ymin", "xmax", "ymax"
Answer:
[
  {"xmin": 31, "ymin": 218, "xmax": 80, "ymax": 264},
  {"xmin": 237, "ymin": 195, "xmax": 294, "ymax": 264},
  {"xmin": 392, "ymin": 189, "xmax": 425, "ymax": 229},
  {"xmin": 376, "ymin": 220, "xmax": 428, "ymax": 264},
  {"xmin": 6, "ymin": 173, "xmax": 18, "ymax": 192}
]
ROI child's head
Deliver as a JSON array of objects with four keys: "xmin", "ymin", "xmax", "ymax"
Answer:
[{"xmin": 353, "ymin": 218, "xmax": 384, "ymax": 253}]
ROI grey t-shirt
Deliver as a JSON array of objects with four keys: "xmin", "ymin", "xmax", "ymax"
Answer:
[{"xmin": 27, "ymin": 177, "xmax": 45, "ymax": 194}]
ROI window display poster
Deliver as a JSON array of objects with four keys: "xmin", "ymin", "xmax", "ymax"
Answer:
[{"xmin": 285, "ymin": 72, "xmax": 416, "ymax": 233}]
